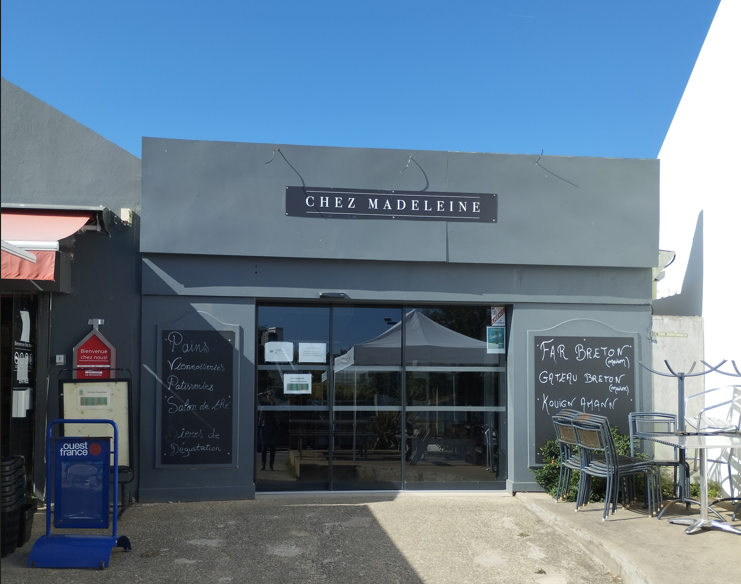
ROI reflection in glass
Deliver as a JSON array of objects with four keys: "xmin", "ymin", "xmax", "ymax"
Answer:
[
  {"xmin": 404, "ymin": 307, "xmax": 499, "ymax": 367},
  {"xmin": 255, "ymin": 303, "xmax": 507, "ymax": 491},
  {"xmin": 256, "ymin": 370, "xmax": 330, "ymax": 489},
  {"xmin": 333, "ymin": 307, "xmax": 403, "ymax": 489},
  {"xmin": 333, "ymin": 306, "xmax": 402, "ymax": 366},
  {"xmin": 403, "ymin": 306, "xmax": 504, "ymax": 485},
  {"xmin": 332, "ymin": 410, "xmax": 402, "ymax": 488},
  {"xmin": 406, "ymin": 371, "xmax": 503, "ymax": 407},
  {"xmin": 256, "ymin": 304, "xmax": 331, "ymax": 490},
  {"xmin": 333, "ymin": 370, "xmax": 403, "ymax": 489},
  {"xmin": 258, "ymin": 306, "xmax": 329, "ymax": 365},
  {"xmin": 405, "ymin": 411, "xmax": 502, "ymax": 482}
]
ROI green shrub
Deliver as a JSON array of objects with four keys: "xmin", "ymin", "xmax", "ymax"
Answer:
[
  {"xmin": 689, "ymin": 480, "xmax": 722, "ymax": 499},
  {"xmin": 532, "ymin": 427, "xmax": 645, "ymax": 504}
]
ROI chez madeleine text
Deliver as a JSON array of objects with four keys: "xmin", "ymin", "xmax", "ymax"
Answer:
[{"xmin": 305, "ymin": 194, "xmax": 482, "ymax": 214}]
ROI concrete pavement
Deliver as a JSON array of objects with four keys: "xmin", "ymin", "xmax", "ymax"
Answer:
[{"xmin": 1, "ymin": 492, "xmax": 739, "ymax": 584}]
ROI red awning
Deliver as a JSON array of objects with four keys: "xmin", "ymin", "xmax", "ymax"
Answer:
[
  {"xmin": 2, "ymin": 250, "xmax": 56, "ymax": 281},
  {"xmin": 1, "ymin": 210, "xmax": 92, "ymax": 281}
]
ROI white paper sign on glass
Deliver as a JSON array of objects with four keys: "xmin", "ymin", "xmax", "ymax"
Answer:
[
  {"xmin": 284, "ymin": 373, "xmax": 312, "ymax": 394},
  {"xmin": 265, "ymin": 341, "xmax": 294, "ymax": 362},
  {"xmin": 299, "ymin": 342, "xmax": 326, "ymax": 363}
]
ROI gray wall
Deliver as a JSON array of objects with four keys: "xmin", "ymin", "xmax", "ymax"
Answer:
[
  {"xmin": 141, "ymin": 254, "xmax": 654, "ymax": 495},
  {"xmin": 142, "ymin": 255, "xmax": 653, "ymax": 305},
  {"xmin": 141, "ymin": 138, "xmax": 659, "ymax": 269},
  {"xmin": 139, "ymin": 297, "xmax": 255, "ymax": 502},
  {"xmin": 2, "ymin": 78, "xmax": 140, "ymax": 209},
  {"xmin": 506, "ymin": 304, "xmax": 652, "ymax": 491},
  {"xmin": 1, "ymin": 78, "xmax": 142, "ymax": 498}
]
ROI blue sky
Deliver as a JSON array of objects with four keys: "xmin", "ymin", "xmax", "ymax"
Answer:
[{"xmin": 1, "ymin": 1, "xmax": 720, "ymax": 159}]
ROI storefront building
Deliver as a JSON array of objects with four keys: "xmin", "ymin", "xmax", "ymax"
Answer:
[
  {"xmin": 138, "ymin": 138, "xmax": 658, "ymax": 501},
  {"xmin": 1, "ymin": 79, "xmax": 141, "ymax": 501}
]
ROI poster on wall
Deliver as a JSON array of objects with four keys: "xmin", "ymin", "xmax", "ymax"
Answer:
[
  {"xmin": 491, "ymin": 307, "xmax": 506, "ymax": 327},
  {"xmin": 487, "ymin": 327, "xmax": 506, "ymax": 354},
  {"xmin": 487, "ymin": 306, "xmax": 506, "ymax": 354},
  {"xmin": 73, "ymin": 329, "xmax": 116, "ymax": 379},
  {"xmin": 265, "ymin": 341, "xmax": 294, "ymax": 362},
  {"xmin": 12, "ymin": 305, "xmax": 35, "ymax": 418},
  {"xmin": 284, "ymin": 373, "xmax": 312, "ymax": 394},
  {"xmin": 14, "ymin": 309, "xmax": 33, "ymax": 386}
]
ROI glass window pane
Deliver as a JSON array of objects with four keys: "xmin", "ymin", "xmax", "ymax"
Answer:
[
  {"xmin": 405, "ymin": 307, "xmax": 500, "ymax": 367},
  {"xmin": 333, "ymin": 306, "xmax": 402, "ymax": 367},
  {"xmin": 256, "ymin": 305, "xmax": 331, "ymax": 491},
  {"xmin": 258, "ymin": 306, "xmax": 329, "ymax": 365},
  {"xmin": 256, "ymin": 370, "xmax": 330, "ymax": 489},
  {"xmin": 332, "ymin": 307, "xmax": 403, "ymax": 489},
  {"xmin": 333, "ymin": 410, "xmax": 402, "ymax": 489},
  {"xmin": 335, "ymin": 370, "xmax": 401, "ymax": 407},
  {"xmin": 406, "ymin": 371, "xmax": 504, "ymax": 407},
  {"xmin": 404, "ymin": 410, "xmax": 503, "ymax": 482}
]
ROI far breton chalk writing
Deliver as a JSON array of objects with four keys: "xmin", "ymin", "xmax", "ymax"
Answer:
[
  {"xmin": 534, "ymin": 336, "xmax": 635, "ymax": 463},
  {"xmin": 160, "ymin": 329, "xmax": 235, "ymax": 465}
]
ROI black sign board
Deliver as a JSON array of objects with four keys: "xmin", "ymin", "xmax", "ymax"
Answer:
[
  {"xmin": 534, "ymin": 336, "xmax": 635, "ymax": 463},
  {"xmin": 286, "ymin": 186, "xmax": 497, "ymax": 222},
  {"xmin": 12, "ymin": 302, "xmax": 35, "ymax": 388},
  {"xmin": 159, "ymin": 329, "xmax": 235, "ymax": 465}
]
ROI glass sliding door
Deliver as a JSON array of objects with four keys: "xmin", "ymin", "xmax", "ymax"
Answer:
[
  {"xmin": 256, "ymin": 306, "xmax": 330, "ymax": 491},
  {"xmin": 332, "ymin": 306, "xmax": 402, "ymax": 489},
  {"xmin": 255, "ymin": 303, "xmax": 507, "ymax": 492},
  {"xmin": 404, "ymin": 307, "xmax": 506, "ymax": 488}
]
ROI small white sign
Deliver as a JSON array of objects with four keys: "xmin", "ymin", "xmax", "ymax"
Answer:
[
  {"xmin": 491, "ymin": 307, "xmax": 506, "ymax": 327},
  {"xmin": 78, "ymin": 385, "xmax": 111, "ymax": 409},
  {"xmin": 299, "ymin": 342, "xmax": 326, "ymax": 363},
  {"xmin": 265, "ymin": 342, "xmax": 294, "ymax": 362},
  {"xmin": 284, "ymin": 373, "xmax": 312, "ymax": 395}
]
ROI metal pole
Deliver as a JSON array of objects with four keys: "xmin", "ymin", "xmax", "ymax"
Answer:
[{"xmin": 677, "ymin": 373, "xmax": 685, "ymax": 432}]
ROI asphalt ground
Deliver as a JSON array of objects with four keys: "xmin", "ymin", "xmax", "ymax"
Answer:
[{"xmin": 1, "ymin": 492, "xmax": 739, "ymax": 584}]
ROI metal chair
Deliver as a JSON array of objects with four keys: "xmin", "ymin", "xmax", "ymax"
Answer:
[
  {"xmin": 628, "ymin": 411, "xmax": 690, "ymax": 500},
  {"xmin": 686, "ymin": 385, "xmax": 741, "ymax": 514},
  {"xmin": 685, "ymin": 384, "xmax": 741, "ymax": 434},
  {"xmin": 572, "ymin": 413, "xmax": 661, "ymax": 520},
  {"xmin": 551, "ymin": 409, "xmax": 583, "ymax": 502}
]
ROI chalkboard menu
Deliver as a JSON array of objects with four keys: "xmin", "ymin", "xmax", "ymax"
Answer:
[
  {"xmin": 534, "ymin": 336, "xmax": 634, "ymax": 463},
  {"xmin": 159, "ymin": 329, "xmax": 235, "ymax": 466}
]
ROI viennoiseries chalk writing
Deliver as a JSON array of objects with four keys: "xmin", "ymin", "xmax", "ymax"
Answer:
[
  {"xmin": 160, "ymin": 329, "xmax": 235, "ymax": 465},
  {"xmin": 534, "ymin": 336, "xmax": 635, "ymax": 463}
]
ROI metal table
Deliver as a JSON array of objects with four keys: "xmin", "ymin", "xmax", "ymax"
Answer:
[{"xmin": 644, "ymin": 433, "xmax": 741, "ymax": 535}]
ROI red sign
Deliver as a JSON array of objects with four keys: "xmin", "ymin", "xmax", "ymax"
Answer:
[{"xmin": 73, "ymin": 330, "xmax": 115, "ymax": 379}]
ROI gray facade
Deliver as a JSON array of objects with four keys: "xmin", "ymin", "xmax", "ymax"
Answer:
[
  {"xmin": 2, "ymin": 79, "xmax": 659, "ymax": 503},
  {"xmin": 140, "ymin": 138, "xmax": 658, "ymax": 499},
  {"xmin": 1, "ymin": 78, "xmax": 142, "ymax": 498}
]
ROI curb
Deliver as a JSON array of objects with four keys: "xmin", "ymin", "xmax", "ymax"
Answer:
[{"xmin": 518, "ymin": 495, "xmax": 651, "ymax": 584}]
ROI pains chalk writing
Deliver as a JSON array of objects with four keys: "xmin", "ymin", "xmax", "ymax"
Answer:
[{"xmin": 166, "ymin": 331, "xmax": 210, "ymax": 354}]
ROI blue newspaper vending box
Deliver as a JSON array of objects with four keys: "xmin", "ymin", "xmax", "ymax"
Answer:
[
  {"xmin": 28, "ymin": 420, "xmax": 130, "ymax": 569},
  {"xmin": 54, "ymin": 436, "xmax": 111, "ymax": 528}
]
